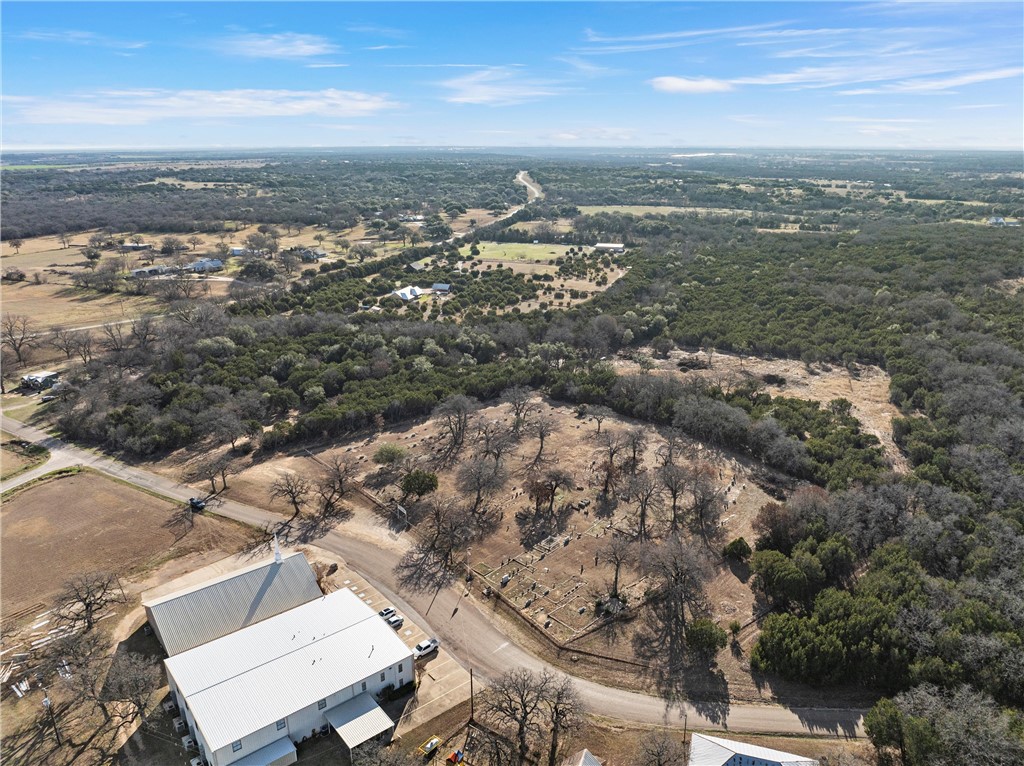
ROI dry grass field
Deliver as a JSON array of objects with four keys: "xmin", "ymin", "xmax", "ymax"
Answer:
[
  {"xmin": 0, "ymin": 470, "xmax": 251, "ymax": 623},
  {"xmin": 0, "ymin": 280, "xmax": 161, "ymax": 329}
]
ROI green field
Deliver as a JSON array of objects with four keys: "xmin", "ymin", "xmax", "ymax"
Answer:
[{"xmin": 470, "ymin": 242, "xmax": 565, "ymax": 262}]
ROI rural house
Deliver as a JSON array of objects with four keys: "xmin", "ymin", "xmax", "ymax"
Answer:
[
  {"xmin": 392, "ymin": 285, "xmax": 423, "ymax": 301},
  {"xmin": 164, "ymin": 587, "xmax": 412, "ymax": 766},
  {"xmin": 431, "ymin": 283, "xmax": 451, "ymax": 294},
  {"xmin": 20, "ymin": 371, "xmax": 59, "ymax": 390},
  {"xmin": 688, "ymin": 733, "xmax": 819, "ymax": 766},
  {"xmin": 593, "ymin": 243, "xmax": 625, "ymax": 253}
]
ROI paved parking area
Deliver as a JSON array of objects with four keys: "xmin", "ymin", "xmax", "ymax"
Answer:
[{"xmin": 332, "ymin": 570, "xmax": 472, "ymax": 736}]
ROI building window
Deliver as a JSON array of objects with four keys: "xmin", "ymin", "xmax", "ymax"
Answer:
[
  {"xmin": 398, "ymin": 663, "xmax": 403, "ymax": 673},
  {"xmin": 318, "ymin": 699, "xmax": 327, "ymax": 710},
  {"xmin": 276, "ymin": 719, "xmax": 286, "ymax": 731},
  {"xmin": 361, "ymin": 681, "xmax": 367, "ymax": 692},
  {"xmin": 380, "ymin": 672, "xmax": 386, "ymax": 682},
  {"xmin": 232, "ymin": 741, "xmax": 242, "ymax": 753}
]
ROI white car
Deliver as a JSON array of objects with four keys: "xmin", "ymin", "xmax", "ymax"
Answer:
[
  {"xmin": 378, "ymin": 606, "xmax": 397, "ymax": 620},
  {"xmin": 414, "ymin": 637, "xmax": 440, "ymax": 658},
  {"xmin": 386, "ymin": 614, "xmax": 404, "ymax": 630}
]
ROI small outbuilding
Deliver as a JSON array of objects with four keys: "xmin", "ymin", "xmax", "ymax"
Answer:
[
  {"xmin": 432, "ymin": 283, "xmax": 451, "ymax": 295},
  {"xmin": 593, "ymin": 242, "xmax": 625, "ymax": 253},
  {"xmin": 688, "ymin": 733, "xmax": 819, "ymax": 766}
]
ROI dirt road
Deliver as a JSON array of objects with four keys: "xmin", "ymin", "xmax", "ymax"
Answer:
[
  {"xmin": 515, "ymin": 170, "xmax": 544, "ymax": 202},
  {"xmin": 0, "ymin": 415, "xmax": 864, "ymax": 738}
]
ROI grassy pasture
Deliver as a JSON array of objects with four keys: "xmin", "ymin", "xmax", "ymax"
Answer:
[{"xmin": 470, "ymin": 241, "xmax": 565, "ymax": 262}]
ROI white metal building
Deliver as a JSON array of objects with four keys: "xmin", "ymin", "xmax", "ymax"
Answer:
[
  {"xmin": 143, "ymin": 552, "xmax": 322, "ymax": 656},
  {"xmin": 688, "ymin": 733, "xmax": 819, "ymax": 766},
  {"xmin": 165, "ymin": 587, "xmax": 413, "ymax": 766}
]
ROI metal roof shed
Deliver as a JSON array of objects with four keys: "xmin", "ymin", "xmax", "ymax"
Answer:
[
  {"xmin": 325, "ymin": 693, "xmax": 395, "ymax": 754},
  {"xmin": 143, "ymin": 552, "xmax": 322, "ymax": 656},
  {"xmin": 688, "ymin": 733, "xmax": 819, "ymax": 766},
  {"xmin": 230, "ymin": 736, "xmax": 296, "ymax": 766}
]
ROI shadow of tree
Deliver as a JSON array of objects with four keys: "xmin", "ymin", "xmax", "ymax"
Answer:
[
  {"xmin": 515, "ymin": 503, "xmax": 575, "ymax": 549},
  {"xmin": 393, "ymin": 546, "xmax": 456, "ymax": 594},
  {"xmin": 631, "ymin": 609, "xmax": 731, "ymax": 725}
]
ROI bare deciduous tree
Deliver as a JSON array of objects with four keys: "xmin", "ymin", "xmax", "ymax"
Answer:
[
  {"xmin": 271, "ymin": 473, "xmax": 312, "ymax": 521},
  {"xmin": 457, "ymin": 458, "xmax": 509, "ymax": 513},
  {"xmin": 482, "ymin": 669, "xmax": 549, "ymax": 766},
  {"xmin": 544, "ymin": 674, "xmax": 585, "ymax": 766},
  {"xmin": 627, "ymin": 471, "xmax": 662, "ymax": 543},
  {"xmin": 2, "ymin": 313, "xmax": 38, "ymax": 365},
  {"xmin": 104, "ymin": 651, "xmax": 162, "ymax": 725},
  {"xmin": 433, "ymin": 394, "xmax": 478, "ymax": 463},
  {"xmin": 526, "ymin": 414, "xmax": 556, "ymax": 469},
  {"xmin": 604, "ymin": 535, "xmax": 635, "ymax": 597},
  {"xmin": 501, "ymin": 385, "xmax": 537, "ymax": 435},
  {"xmin": 53, "ymin": 572, "xmax": 126, "ymax": 633},
  {"xmin": 639, "ymin": 732, "xmax": 687, "ymax": 766},
  {"xmin": 594, "ymin": 430, "xmax": 626, "ymax": 495}
]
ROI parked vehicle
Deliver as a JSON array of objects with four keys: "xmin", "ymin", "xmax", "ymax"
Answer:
[
  {"xmin": 378, "ymin": 606, "xmax": 396, "ymax": 620},
  {"xmin": 414, "ymin": 638, "xmax": 440, "ymax": 658},
  {"xmin": 386, "ymin": 614, "xmax": 404, "ymax": 630},
  {"xmin": 188, "ymin": 497, "xmax": 206, "ymax": 511}
]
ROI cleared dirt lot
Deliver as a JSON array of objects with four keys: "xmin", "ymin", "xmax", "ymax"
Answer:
[{"xmin": 0, "ymin": 470, "xmax": 251, "ymax": 622}]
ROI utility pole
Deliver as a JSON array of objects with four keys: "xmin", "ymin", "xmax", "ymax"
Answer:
[{"xmin": 43, "ymin": 693, "xmax": 62, "ymax": 746}]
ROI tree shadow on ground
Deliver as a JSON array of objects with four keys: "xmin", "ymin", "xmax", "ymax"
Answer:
[
  {"xmin": 393, "ymin": 547, "xmax": 456, "ymax": 595},
  {"xmin": 631, "ymin": 610, "xmax": 731, "ymax": 726},
  {"xmin": 594, "ymin": 492, "xmax": 618, "ymax": 519},
  {"xmin": 515, "ymin": 502, "xmax": 575, "ymax": 549}
]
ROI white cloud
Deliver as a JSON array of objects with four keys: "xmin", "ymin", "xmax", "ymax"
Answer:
[
  {"xmin": 840, "ymin": 66, "xmax": 1023, "ymax": 94},
  {"xmin": 364, "ymin": 45, "xmax": 409, "ymax": 51},
  {"xmin": 951, "ymin": 103, "xmax": 1005, "ymax": 110},
  {"xmin": 440, "ymin": 68, "xmax": 565, "ymax": 105},
  {"xmin": 306, "ymin": 63, "xmax": 349, "ymax": 69},
  {"xmin": 546, "ymin": 127, "xmax": 635, "ymax": 142},
  {"xmin": 217, "ymin": 32, "xmax": 339, "ymax": 59},
  {"xmin": 8, "ymin": 88, "xmax": 398, "ymax": 125},
  {"xmin": 825, "ymin": 116, "xmax": 924, "ymax": 123},
  {"xmin": 20, "ymin": 29, "xmax": 147, "ymax": 50},
  {"xmin": 649, "ymin": 76, "xmax": 733, "ymax": 94},
  {"xmin": 346, "ymin": 24, "xmax": 407, "ymax": 38},
  {"xmin": 584, "ymin": 22, "xmax": 784, "ymax": 44}
]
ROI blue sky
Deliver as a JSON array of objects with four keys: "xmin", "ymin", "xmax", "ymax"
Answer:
[{"xmin": 2, "ymin": 1, "xmax": 1022, "ymax": 150}]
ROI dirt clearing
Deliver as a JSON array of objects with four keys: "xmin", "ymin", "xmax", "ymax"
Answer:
[{"xmin": 0, "ymin": 470, "xmax": 252, "ymax": 623}]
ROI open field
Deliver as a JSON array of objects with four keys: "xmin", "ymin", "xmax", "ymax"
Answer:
[
  {"xmin": 0, "ymin": 470, "xmax": 252, "ymax": 623},
  {"xmin": 472, "ymin": 241, "xmax": 568, "ymax": 262},
  {"xmin": 0, "ymin": 280, "xmax": 162, "ymax": 329},
  {"xmin": 0, "ymin": 431, "xmax": 49, "ymax": 481},
  {"xmin": 579, "ymin": 204, "xmax": 766, "ymax": 217}
]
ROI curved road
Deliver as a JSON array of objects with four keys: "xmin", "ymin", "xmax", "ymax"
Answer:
[
  {"xmin": 0, "ymin": 415, "xmax": 864, "ymax": 738},
  {"xmin": 515, "ymin": 170, "xmax": 544, "ymax": 202}
]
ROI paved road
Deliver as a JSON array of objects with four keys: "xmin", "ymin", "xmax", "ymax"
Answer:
[{"xmin": 0, "ymin": 415, "xmax": 865, "ymax": 738}]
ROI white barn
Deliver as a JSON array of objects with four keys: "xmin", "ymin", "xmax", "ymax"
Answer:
[
  {"xmin": 143, "ymin": 552, "xmax": 322, "ymax": 657},
  {"xmin": 593, "ymin": 242, "xmax": 625, "ymax": 253},
  {"xmin": 165, "ymin": 588, "xmax": 413, "ymax": 766},
  {"xmin": 688, "ymin": 733, "xmax": 819, "ymax": 766}
]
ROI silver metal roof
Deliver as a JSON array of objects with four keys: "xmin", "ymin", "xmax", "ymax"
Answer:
[
  {"xmin": 144, "ymin": 552, "xmax": 322, "ymax": 656},
  {"xmin": 688, "ymin": 733, "xmax": 819, "ymax": 766},
  {"xmin": 165, "ymin": 588, "xmax": 412, "ymax": 753},
  {"xmin": 563, "ymin": 749, "xmax": 603, "ymax": 766},
  {"xmin": 230, "ymin": 736, "xmax": 295, "ymax": 766},
  {"xmin": 325, "ymin": 693, "xmax": 394, "ymax": 749}
]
